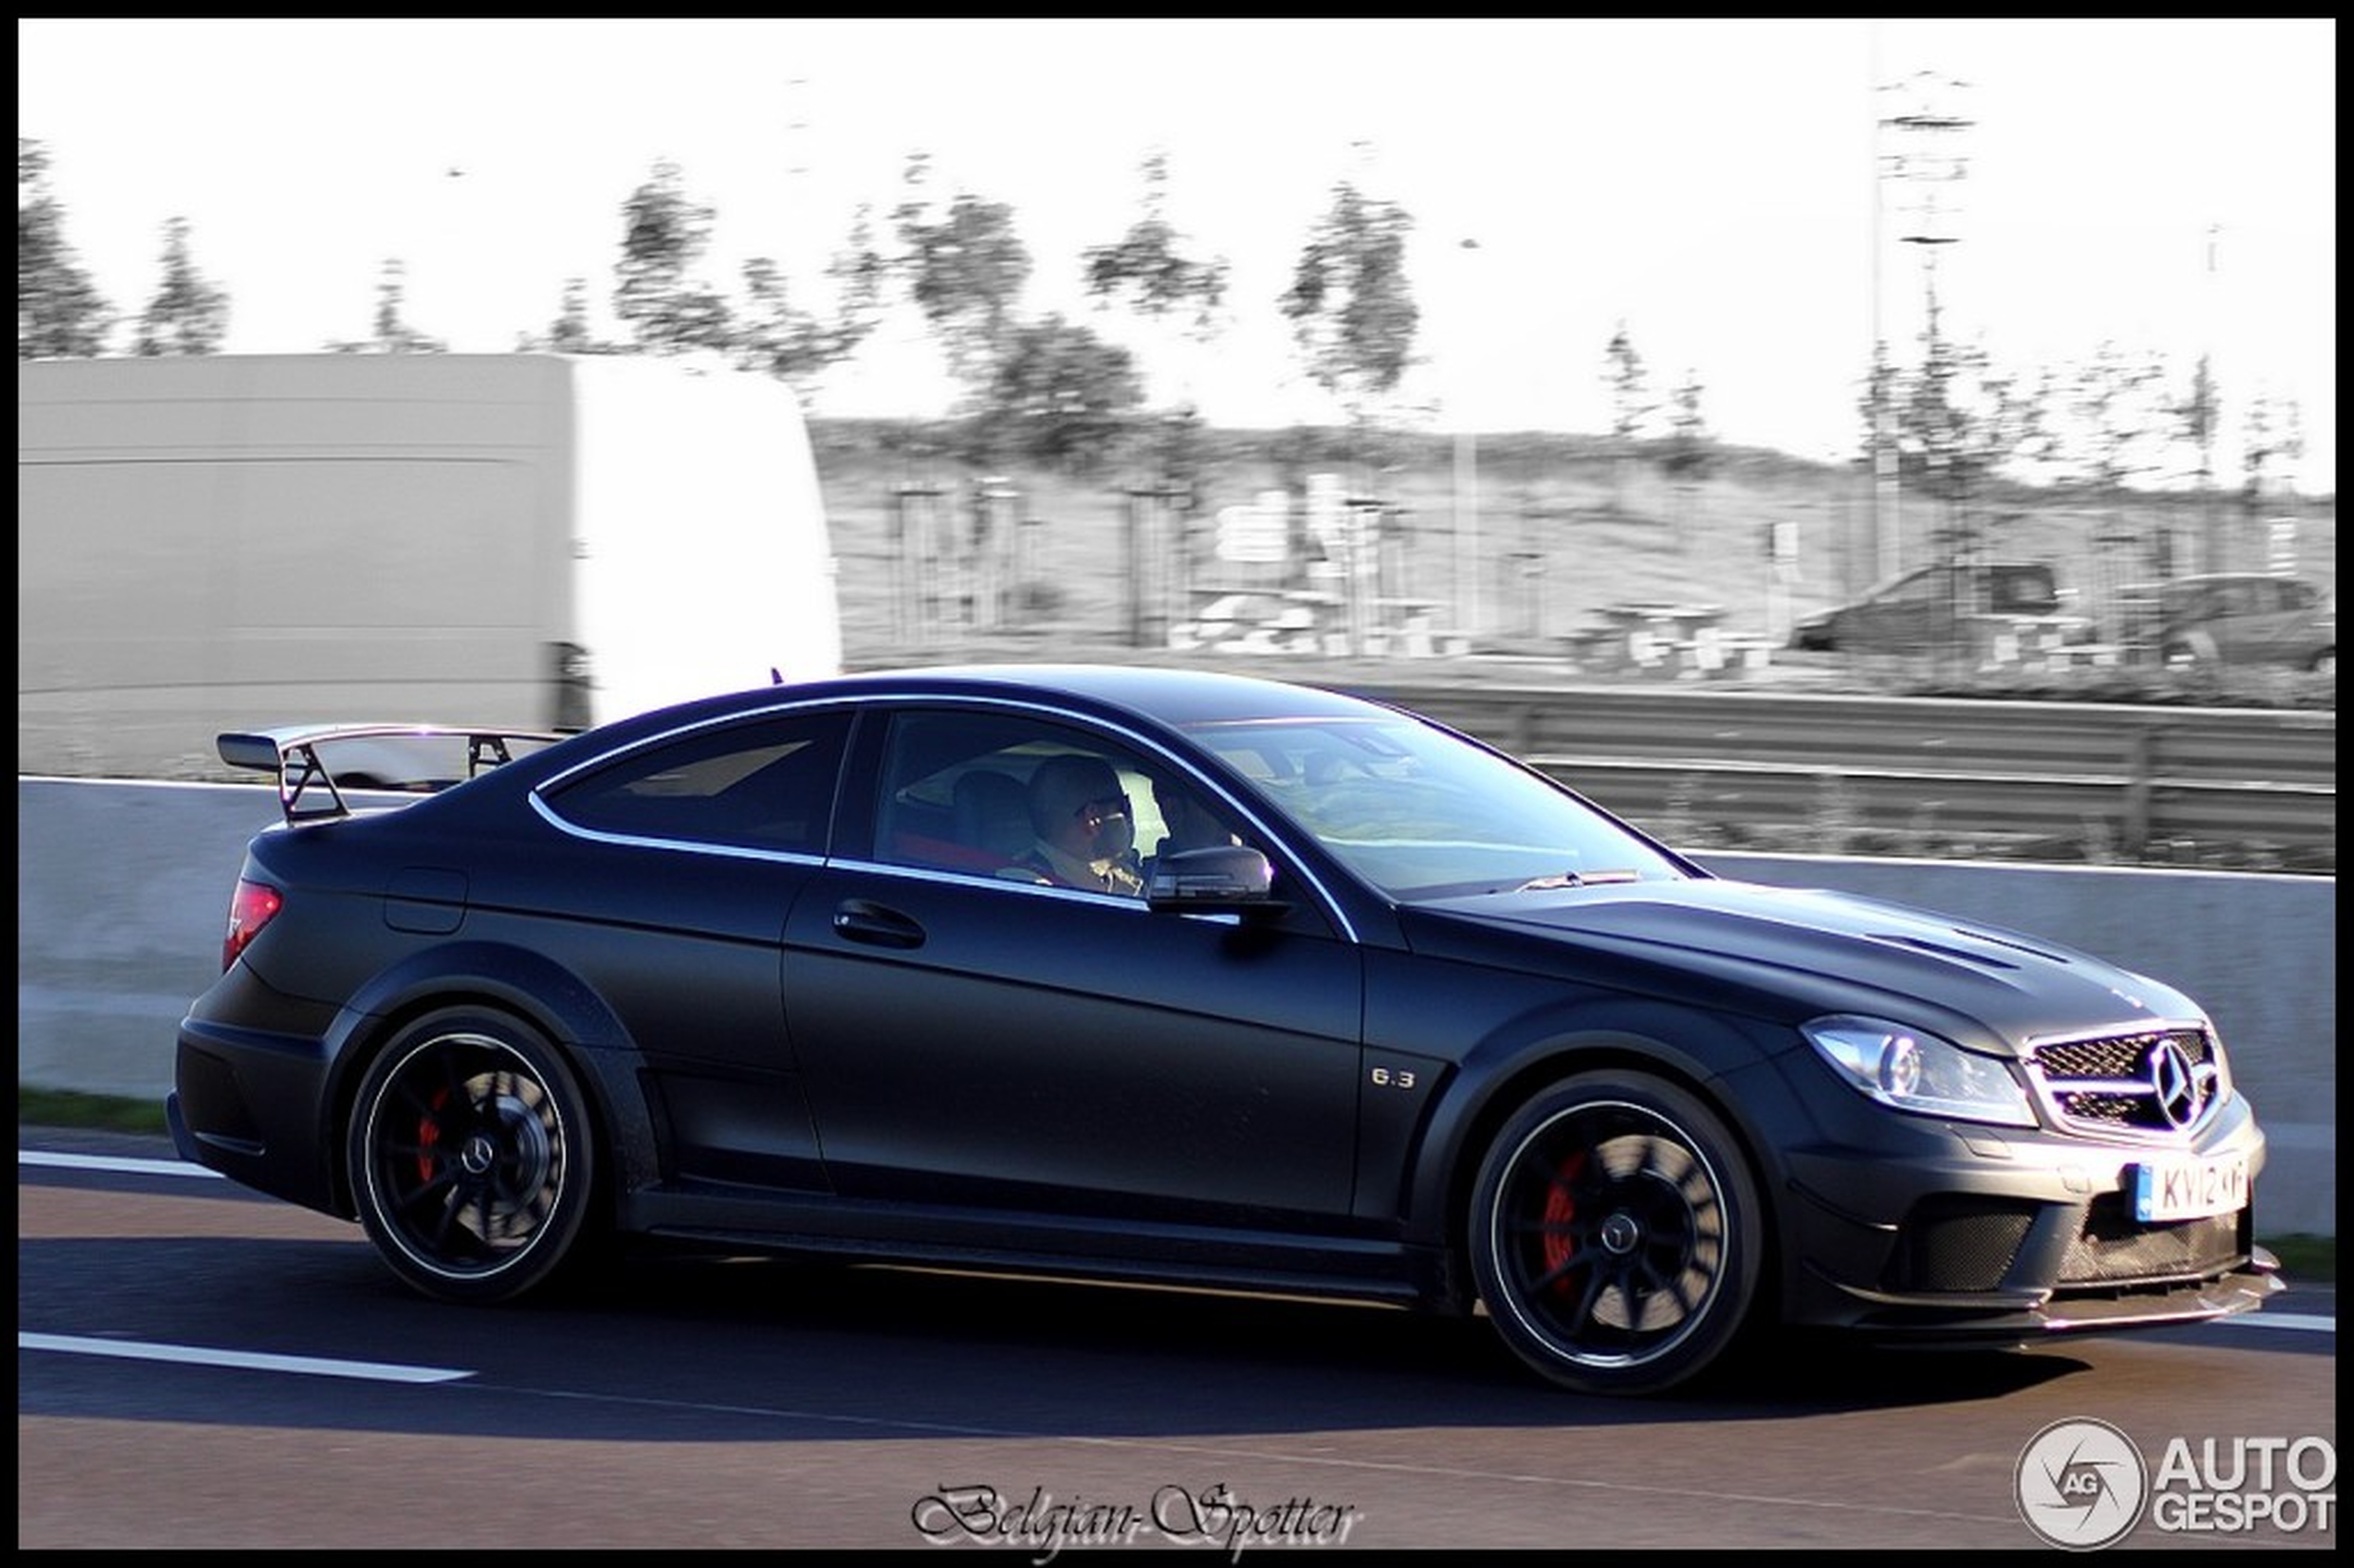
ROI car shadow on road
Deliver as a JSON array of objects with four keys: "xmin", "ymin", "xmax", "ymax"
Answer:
[{"xmin": 15, "ymin": 1230, "xmax": 2094, "ymax": 1443}]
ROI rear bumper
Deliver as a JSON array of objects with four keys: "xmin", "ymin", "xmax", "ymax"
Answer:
[{"xmin": 172, "ymin": 965, "xmax": 349, "ymax": 1217}]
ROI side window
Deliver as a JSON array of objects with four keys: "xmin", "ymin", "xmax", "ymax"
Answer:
[
  {"xmin": 874, "ymin": 710, "xmax": 1171, "ymax": 894},
  {"xmin": 1139, "ymin": 771, "xmax": 1252, "ymax": 865},
  {"xmin": 1881, "ymin": 570, "xmax": 1939, "ymax": 608},
  {"xmin": 546, "ymin": 709, "xmax": 850, "ymax": 854},
  {"xmin": 1991, "ymin": 571, "xmax": 2054, "ymax": 614}
]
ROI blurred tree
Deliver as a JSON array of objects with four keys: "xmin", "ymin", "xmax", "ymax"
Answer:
[
  {"xmin": 733, "ymin": 244, "xmax": 880, "ymax": 391},
  {"xmin": 1905, "ymin": 335, "xmax": 2040, "ymax": 507},
  {"xmin": 519, "ymin": 277, "xmax": 618, "ymax": 353},
  {"xmin": 2239, "ymin": 391, "xmax": 2306, "ymax": 511},
  {"xmin": 2168, "ymin": 352, "xmax": 2221, "ymax": 569},
  {"xmin": 324, "ymin": 259, "xmax": 445, "ymax": 353},
  {"xmin": 1603, "ymin": 322, "xmax": 1655, "ymax": 445},
  {"xmin": 2064, "ymin": 343, "xmax": 2168, "ymax": 494},
  {"xmin": 826, "ymin": 200, "xmax": 889, "ymax": 353},
  {"xmin": 1602, "ymin": 322, "xmax": 1655, "ymax": 512},
  {"xmin": 1082, "ymin": 153, "xmax": 1229, "ymax": 332},
  {"xmin": 18, "ymin": 138, "xmax": 113, "ymax": 358},
  {"xmin": 614, "ymin": 159, "xmax": 736, "ymax": 356},
  {"xmin": 1279, "ymin": 179, "xmax": 1419, "ymax": 422},
  {"xmin": 1660, "ymin": 371, "xmax": 1715, "ymax": 550},
  {"xmin": 1660, "ymin": 372, "xmax": 1713, "ymax": 482},
  {"xmin": 1855, "ymin": 339, "xmax": 1899, "ymax": 466},
  {"xmin": 891, "ymin": 153, "xmax": 1033, "ymax": 392},
  {"xmin": 1854, "ymin": 330, "xmax": 2045, "ymax": 521},
  {"xmin": 967, "ymin": 312, "xmax": 1144, "ymax": 474},
  {"xmin": 2060, "ymin": 341, "xmax": 2171, "ymax": 573},
  {"xmin": 133, "ymin": 217, "xmax": 229, "ymax": 355},
  {"xmin": 1082, "ymin": 149, "xmax": 1230, "ymax": 396},
  {"xmin": 1082, "ymin": 152, "xmax": 1228, "ymax": 485}
]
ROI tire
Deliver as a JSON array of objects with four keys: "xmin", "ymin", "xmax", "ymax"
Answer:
[
  {"xmin": 348, "ymin": 1008, "xmax": 598, "ymax": 1304},
  {"xmin": 1469, "ymin": 1071, "xmax": 1763, "ymax": 1396}
]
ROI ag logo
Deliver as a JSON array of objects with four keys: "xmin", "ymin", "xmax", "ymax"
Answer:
[{"xmin": 2017, "ymin": 1418, "xmax": 2148, "ymax": 1549}]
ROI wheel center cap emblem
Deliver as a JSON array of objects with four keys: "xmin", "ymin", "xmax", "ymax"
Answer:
[
  {"xmin": 1599, "ymin": 1212, "xmax": 1642, "ymax": 1255},
  {"xmin": 461, "ymin": 1133, "xmax": 498, "ymax": 1175}
]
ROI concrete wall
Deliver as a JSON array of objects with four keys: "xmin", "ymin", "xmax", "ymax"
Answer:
[{"xmin": 18, "ymin": 778, "xmax": 2335, "ymax": 1235}]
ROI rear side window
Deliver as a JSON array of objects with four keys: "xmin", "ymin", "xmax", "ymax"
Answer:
[{"xmin": 546, "ymin": 710, "xmax": 851, "ymax": 854}]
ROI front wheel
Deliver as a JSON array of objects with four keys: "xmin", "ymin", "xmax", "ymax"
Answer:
[
  {"xmin": 1469, "ymin": 1071, "xmax": 1764, "ymax": 1396},
  {"xmin": 348, "ymin": 1009, "xmax": 597, "ymax": 1304}
]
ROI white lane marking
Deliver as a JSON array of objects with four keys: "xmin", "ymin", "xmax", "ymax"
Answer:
[
  {"xmin": 19, "ymin": 1332, "xmax": 474, "ymax": 1384},
  {"xmin": 20, "ymin": 1150, "xmax": 221, "ymax": 1179}
]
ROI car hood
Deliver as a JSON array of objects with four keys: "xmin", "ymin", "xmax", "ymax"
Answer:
[{"xmin": 1401, "ymin": 877, "xmax": 2201, "ymax": 1056}]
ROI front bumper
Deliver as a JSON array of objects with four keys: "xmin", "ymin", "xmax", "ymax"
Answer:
[{"xmin": 1765, "ymin": 1065, "xmax": 2279, "ymax": 1341}]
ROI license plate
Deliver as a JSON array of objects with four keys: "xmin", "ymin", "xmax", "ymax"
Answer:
[{"xmin": 2131, "ymin": 1153, "xmax": 2249, "ymax": 1222}]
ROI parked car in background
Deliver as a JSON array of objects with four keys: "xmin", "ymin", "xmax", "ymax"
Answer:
[
  {"xmin": 172, "ymin": 665, "xmax": 2280, "ymax": 1397},
  {"xmin": 2112, "ymin": 573, "xmax": 2335, "ymax": 675},
  {"xmin": 1788, "ymin": 561, "xmax": 2079, "ymax": 655}
]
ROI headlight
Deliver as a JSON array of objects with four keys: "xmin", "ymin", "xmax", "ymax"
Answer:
[{"xmin": 1803, "ymin": 1015, "xmax": 2035, "ymax": 1128}]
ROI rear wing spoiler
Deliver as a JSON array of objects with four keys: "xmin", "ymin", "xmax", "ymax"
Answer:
[{"xmin": 217, "ymin": 723, "xmax": 564, "ymax": 827}]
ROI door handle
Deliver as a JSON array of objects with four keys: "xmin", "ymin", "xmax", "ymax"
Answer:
[{"xmin": 832, "ymin": 899, "xmax": 926, "ymax": 949}]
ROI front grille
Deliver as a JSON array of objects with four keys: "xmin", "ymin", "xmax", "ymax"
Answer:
[
  {"xmin": 2057, "ymin": 1195, "xmax": 2246, "ymax": 1286},
  {"xmin": 2029, "ymin": 1027, "xmax": 2221, "ymax": 1139}
]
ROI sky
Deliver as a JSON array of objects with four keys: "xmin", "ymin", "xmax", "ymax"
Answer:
[{"xmin": 17, "ymin": 18, "xmax": 2338, "ymax": 490}]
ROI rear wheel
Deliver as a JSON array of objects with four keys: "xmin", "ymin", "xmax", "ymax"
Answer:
[
  {"xmin": 1470, "ymin": 1071, "xmax": 1763, "ymax": 1396},
  {"xmin": 348, "ymin": 1009, "xmax": 597, "ymax": 1304}
]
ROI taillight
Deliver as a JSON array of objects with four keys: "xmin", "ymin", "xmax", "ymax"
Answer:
[{"xmin": 223, "ymin": 879, "xmax": 284, "ymax": 970}]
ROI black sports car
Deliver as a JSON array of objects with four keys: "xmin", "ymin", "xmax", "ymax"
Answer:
[{"xmin": 170, "ymin": 664, "xmax": 2280, "ymax": 1396}]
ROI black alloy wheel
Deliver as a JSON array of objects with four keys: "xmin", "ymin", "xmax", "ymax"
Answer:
[
  {"xmin": 348, "ymin": 1009, "xmax": 597, "ymax": 1304},
  {"xmin": 1470, "ymin": 1071, "xmax": 1763, "ymax": 1396}
]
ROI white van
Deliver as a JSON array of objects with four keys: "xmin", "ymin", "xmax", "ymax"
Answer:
[{"xmin": 18, "ymin": 353, "xmax": 842, "ymax": 778}]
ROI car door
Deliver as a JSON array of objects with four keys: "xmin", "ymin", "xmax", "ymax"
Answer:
[
  {"xmin": 534, "ymin": 705, "xmax": 854, "ymax": 1191},
  {"xmin": 1845, "ymin": 566, "xmax": 1941, "ymax": 653},
  {"xmin": 2227, "ymin": 577, "xmax": 2313, "ymax": 666},
  {"xmin": 781, "ymin": 703, "xmax": 1365, "ymax": 1228}
]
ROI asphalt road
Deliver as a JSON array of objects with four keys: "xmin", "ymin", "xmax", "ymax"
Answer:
[{"xmin": 19, "ymin": 1128, "xmax": 2337, "ymax": 1552}]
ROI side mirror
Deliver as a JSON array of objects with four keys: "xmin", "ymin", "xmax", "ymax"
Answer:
[{"xmin": 1145, "ymin": 845, "xmax": 1282, "ymax": 915}]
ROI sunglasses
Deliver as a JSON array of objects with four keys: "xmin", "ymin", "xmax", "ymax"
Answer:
[{"xmin": 1073, "ymin": 792, "xmax": 1129, "ymax": 824}]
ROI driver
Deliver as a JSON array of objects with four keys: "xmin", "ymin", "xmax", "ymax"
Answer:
[{"xmin": 1004, "ymin": 754, "xmax": 1145, "ymax": 895}]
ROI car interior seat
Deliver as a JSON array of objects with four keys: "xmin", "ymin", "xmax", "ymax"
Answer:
[{"xmin": 952, "ymin": 768, "xmax": 1032, "ymax": 862}]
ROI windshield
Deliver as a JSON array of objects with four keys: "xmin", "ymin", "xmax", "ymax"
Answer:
[{"xmin": 1185, "ymin": 714, "xmax": 1690, "ymax": 900}]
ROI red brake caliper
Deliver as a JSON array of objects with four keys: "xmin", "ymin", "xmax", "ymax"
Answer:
[
  {"xmin": 1542, "ymin": 1151, "xmax": 1587, "ymax": 1288},
  {"xmin": 416, "ymin": 1087, "xmax": 450, "ymax": 1183}
]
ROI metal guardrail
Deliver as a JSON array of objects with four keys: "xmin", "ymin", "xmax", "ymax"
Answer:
[{"xmin": 1351, "ymin": 684, "xmax": 2337, "ymax": 864}]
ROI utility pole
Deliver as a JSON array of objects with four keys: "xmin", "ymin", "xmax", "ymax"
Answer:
[
  {"xmin": 2198, "ymin": 223, "xmax": 2222, "ymax": 574},
  {"xmin": 1877, "ymin": 70, "xmax": 1973, "ymax": 587},
  {"xmin": 1452, "ymin": 236, "xmax": 1483, "ymax": 642}
]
